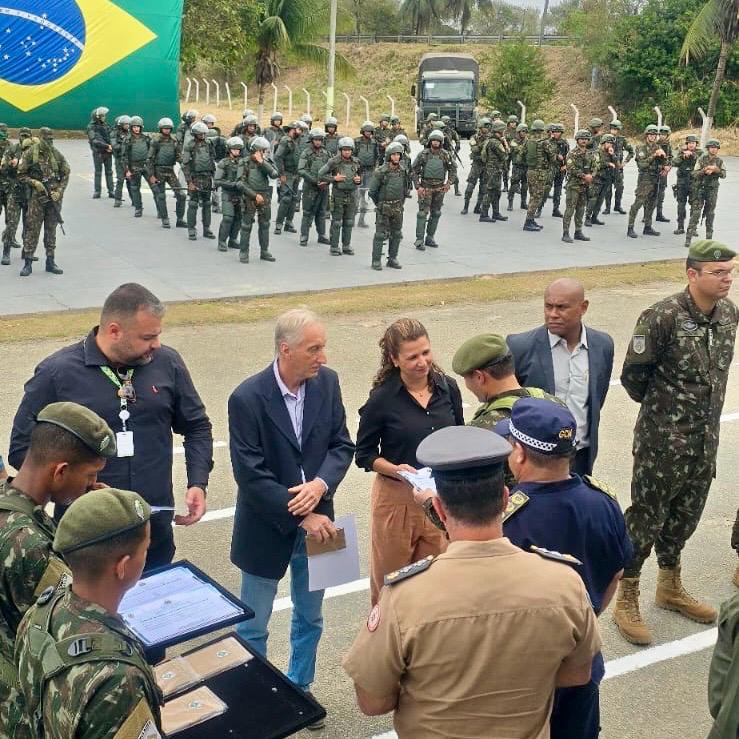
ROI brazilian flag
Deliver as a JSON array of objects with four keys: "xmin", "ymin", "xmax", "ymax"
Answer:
[{"xmin": 0, "ymin": 0, "xmax": 183, "ymax": 129}]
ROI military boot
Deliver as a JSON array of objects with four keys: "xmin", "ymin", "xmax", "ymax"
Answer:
[
  {"xmin": 260, "ymin": 247, "xmax": 275, "ymax": 262},
  {"xmin": 284, "ymin": 222, "xmax": 297, "ymax": 234},
  {"xmin": 591, "ymin": 216, "xmax": 605, "ymax": 225},
  {"xmin": 239, "ymin": 246, "xmax": 249, "ymax": 264},
  {"xmin": 473, "ymin": 201, "xmax": 482, "ymax": 215},
  {"xmin": 561, "ymin": 231, "xmax": 574, "ymax": 244},
  {"xmin": 520, "ymin": 198, "xmax": 528, "ymax": 210},
  {"xmin": 643, "ymin": 225, "xmax": 660, "ymax": 236},
  {"xmin": 176, "ymin": 219, "xmax": 188, "ymax": 228},
  {"xmin": 134, "ymin": 209, "xmax": 143, "ymax": 218},
  {"xmin": 357, "ymin": 211, "xmax": 368, "ymax": 228},
  {"xmin": 318, "ymin": 235, "xmax": 331, "ymax": 245},
  {"xmin": 552, "ymin": 207, "xmax": 563, "ymax": 218},
  {"xmin": 655, "ymin": 209, "xmax": 670, "ymax": 223},
  {"xmin": 114, "ymin": 199, "xmax": 122, "ymax": 208},
  {"xmin": 274, "ymin": 222, "xmax": 283, "ymax": 235},
  {"xmin": 574, "ymin": 230, "xmax": 590, "ymax": 241},
  {"xmin": 523, "ymin": 218, "xmax": 539, "ymax": 232},
  {"xmin": 217, "ymin": 240, "xmax": 228, "ymax": 252},
  {"xmin": 45, "ymin": 256, "xmax": 63, "ymax": 275},
  {"xmin": 371, "ymin": 242, "xmax": 383, "ymax": 271},
  {"xmin": 507, "ymin": 194, "xmax": 514, "ymax": 212},
  {"xmin": 655, "ymin": 566, "xmax": 717, "ymax": 623},
  {"xmin": 493, "ymin": 199, "xmax": 508, "ymax": 221},
  {"xmin": 228, "ymin": 239, "xmax": 240, "ymax": 250},
  {"xmin": 584, "ymin": 215, "xmax": 593, "ymax": 227},
  {"xmin": 706, "ymin": 230, "xmax": 713, "ymax": 240},
  {"xmin": 387, "ymin": 256, "xmax": 402, "ymax": 269},
  {"xmin": 674, "ymin": 220, "xmax": 685, "ymax": 235},
  {"xmin": 479, "ymin": 205, "xmax": 494, "ymax": 223},
  {"xmin": 615, "ymin": 200, "xmax": 627, "ymax": 214},
  {"xmin": 627, "ymin": 226, "xmax": 638, "ymax": 238},
  {"xmin": 188, "ymin": 228, "xmax": 197, "ymax": 241},
  {"xmin": 10, "ymin": 240, "xmax": 21, "ymax": 249},
  {"xmin": 454, "ymin": 182, "xmax": 461, "ymax": 196},
  {"xmin": 19, "ymin": 258, "xmax": 32, "ymax": 277},
  {"xmin": 1, "ymin": 245, "xmax": 10, "ymax": 265},
  {"xmin": 461, "ymin": 196, "xmax": 470, "ymax": 215},
  {"xmin": 602, "ymin": 199, "xmax": 611, "ymax": 215},
  {"xmin": 425, "ymin": 237, "xmax": 439, "ymax": 248},
  {"xmin": 92, "ymin": 192, "xmax": 101, "ymax": 199},
  {"xmin": 203, "ymin": 229, "xmax": 216, "ymax": 240},
  {"xmin": 162, "ymin": 218, "xmax": 171, "ymax": 229},
  {"xmin": 613, "ymin": 578, "xmax": 652, "ymax": 646},
  {"xmin": 414, "ymin": 238, "xmax": 425, "ymax": 251}
]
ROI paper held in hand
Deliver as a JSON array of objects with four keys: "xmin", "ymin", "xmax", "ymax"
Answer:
[
  {"xmin": 397, "ymin": 466, "xmax": 437, "ymax": 492},
  {"xmin": 307, "ymin": 514, "xmax": 361, "ymax": 592}
]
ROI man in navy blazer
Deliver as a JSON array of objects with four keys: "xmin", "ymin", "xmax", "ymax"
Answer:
[
  {"xmin": 229, "ymin": 308, "xmax": 354, "ymax": 707},
  {"xmin": 507, "ymin": 278, "xmax": 614, "ymax": 475}
]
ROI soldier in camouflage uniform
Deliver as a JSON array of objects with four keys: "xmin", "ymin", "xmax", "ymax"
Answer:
[
  {"xmin": 685, "ymin": 139, "xmax": 726, "ymax": 248},
  {"xmin": 562, "ymin": 130, "xmax": 595, "ymax": 244},
  {"xmin": 546, "ymin": 123, "xmax": 569, "ymax": 218},
  {"xmin": 369, "ymin": 142, "xmax": 408, "ymax": 271},
  {"xmin": 122, "ymin": 116, "xmax": 150, "ymax": 219},
  {"xmin": 478, "ymin": 121, "xmax": 509, "ymax": 223},
  {"xmin": 182, "ymin": 121, "xmax": 216, "ymax": 241},
  {"xmin": 319, "ymin": 136, "xmax": 361, "ymax": 256},
  {"xmin": 461, "ymin": 118, "xmax": 490, "ymax": 215},
  {"xmin": 671, "ymin": 134, "xmax": 701, "ymax": 235},
  {"xmin": 297, "ymin": 129, "xmax": 331, "ymax": 247},
  {"xmin": 324, "ymin": 117, "xmax": 340, "ymax": 156},
  {"xmin": 111, "ymin": 116, "xmax": 131, "ymax": 208},
  {"xmin": 418, "ymin": 113, "xmax": 438, "ymax": 147},
  {"xmin": 231, "ymin": 108, "xmax": 260, "ymax": 139},
  {"xmin": 177, "ymin": 108, "xmax": 199, "ymax": 148},
  {"xmin": 585, "ymin": 133, "xmax": 616, "ymax": 226},
  {"xmin": 273, "ymin": 121, "xmax": 301, "ymax": 235},
  {"xmin": 441, "ymin": 116, "xmax": 462, "ymax": 195},
  {"xmin": 523, "ymin": 119, "xmax": 556, "ymax": 232},
  {"xmin": 238, "ymin": 136, "xmax": 277, "ymax": 264},
  {"xmin": 354, "ymin": 122, "xmax": 379, "ymax": 228},
  {"xmin": 655, "ymin": 125, "xmax": 673, "ymax": 223},
  {"xmin": 0, "ymin": 127, "xmax": 31, "ymax": 264},
  {"xmin": 586, "ymin": 117, "xmax": 603, "ymax": 151},
  {"xmin": 0, "ymin": 403, "xmax": 114, "ymax": 739},
  {"xmin": 614, "ymin": 240, "xmax": 738, "ymax": 645},
  {"xmin": 147, "ymin": 117, "xmax": 186, "ymax": 229},
  {"xmin": 264, "ymin": 112, "xmax": 285, "ymax": 152},
  {"xmin": 627, "ymin": 125, "xmax": 667, "ymax": 239},
  {"xmin": 0, "ymin": 122, "xmax": 11, "ymax": 221},
  {"xmin": 16, "ymin": 488, "xmax": 163, "ymax": 739},
  {"xmin": 507, "ymin": 123, "xmax": 529, "ymax": 212},
  {"xmin": 604, "ymin": 120, "xmax": 633, "ymax": 215},
  {"xmin": 17, "ymin": 128, "xmax": 69, "ymax": 277},
  {"xmin": 503, "ymin": 115, "xmax": 518, "ymax": 192},
  {"xmin": 412, "ymin": 130, "xmax": 457, "ymax": 250},
  {"xmin": 203, "ymin": 114, "xmax": 226, "ymax": 214},
  {"xmin": 374, "ymin": 114, "xmax": 392, "ymax": 145},
  {"xmin": 86, "ymin": 107, "xmax": 114, "ymax": 199},
  {"xmin": 389, "ymin": 115, "xmax": 406, "ymax": 140},
  {"xmin": 214, "ymin": 136, "xmax": 245, "ymax": 253}
]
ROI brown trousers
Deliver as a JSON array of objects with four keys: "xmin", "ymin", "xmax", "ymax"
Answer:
[{"xmin": 370, "ymin": 473, "xmax": 447, "ymax": 605}]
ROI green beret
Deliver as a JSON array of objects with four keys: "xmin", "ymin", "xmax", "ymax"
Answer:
[
  {"xmin": 453, "ymin": 334, "xmax": 511, "ymax": 375},
  {"xmin": 54, "ymin": 488, "xmax": 151, "ymax": 554},
  {"xmin": 36, "ymin": 402, "xmax": 116, "ymax": 458},
  {"xmin": 688, "ymin": 239, "xmax": 736, "ymax": 263}
]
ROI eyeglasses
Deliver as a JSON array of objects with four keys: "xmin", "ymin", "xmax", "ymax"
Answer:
[{"xmin": 700, "ymin": 268, "xmax": 735, "ymax": 279}]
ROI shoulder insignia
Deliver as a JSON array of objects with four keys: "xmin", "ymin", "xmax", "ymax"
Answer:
[
  {"xmin": 583, "ymin": 475, "xmax": 618, "ymax": 501},
  {"xmin": 530, "ymin": 545, "xmax": 582, "ymax": 566},
  {"xmin": 502, "ymin": 491, "xmax": 530, "ymax": 522},
  {"xmin": 632, "ymin": 335, "xmax": 646, "ymax": 354},
  {"xmin": 384, "ymin": 555, "xmax": 434, "ymax": 586},
  {"xmin": 36, "ymin": 586, "xmax": 55, "ymax": 606}
]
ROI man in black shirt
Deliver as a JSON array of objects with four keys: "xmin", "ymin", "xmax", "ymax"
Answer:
[{"xmin": 9, "ymin": 283, "xmax": 213, "ymax": 570}]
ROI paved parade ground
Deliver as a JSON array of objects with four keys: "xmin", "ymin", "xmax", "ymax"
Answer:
[
  {"xmin": 0, "ymin": 278, "xmax": 736, "ymax": 738},
  {"xmin": 0, "ymin": 138, "xmax": 736, "ymax": 315}
]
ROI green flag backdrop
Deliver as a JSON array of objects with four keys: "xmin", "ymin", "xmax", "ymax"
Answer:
[{"xmin": 0, "ymin": 0, "xmax": 183, "ymax": 130}]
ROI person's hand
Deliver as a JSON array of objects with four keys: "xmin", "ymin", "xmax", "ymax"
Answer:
[
  {"xmin": 253, "ymin": 150, "xmax": 264, "ymax": 164},
  {"xmin": 91, "ymin": 481, "xmax": 108, "ymax": 490},
  {"xmin": 280, "ymin": 174, "xmax": 287, "ymax": 185},
  {"xmin": 50, "ymin": 190, "xmax": 62, "ymax": 202},
  {"xmin": 655, "ymin": 148, "xmax": 666, "ymax": 158},
  {"xmin": 106, "ymin": 145, "xmax": 113, "ymax": 153},
  {"xmin": 300, "ymin": 513, "xmax": 337, "ymax": 542},
  {"xmin": 255, "ymin": 193, "xmax": 265, "ymax": 206},
  {"xmin": 416, "ymin": 187, "xmax": 425, "ymax": 198},
  {"xmin": 288, "ymin": 479, "xmax": 326, "ymax": 516},
  {"xmin": 583, "ymin": 174, "xmax": 593, "ymax": 185},
  {"xmin": 149, "ymin": 176, "xmax": 158, "ymax": 186},
  {"xmin": 187, "ymin": 181, "xmax": 196, "ymax": 192},
  {"xmin": 10, "ymin": 158, "xmax": 17, "ymax": 167},
  {"xmin": 334, "ymin": 173, "xmax": 346, "ymax": 182},
  {"xmin": 394, "ymin": 463, "xmax": 417, "ymax": 481},
  {"xmin": 32, "ymin": 180, "xmax": 46, "ymax": 193},
  {"xmin": 175, "ymin": 486, "xmax": 207, "ymax": 526},
  {"xmin": 608, "ymin": 162, "xmax": 616, "ymax": 168},
  {"xmin": 442, "ymin": 183, "xmax": 450, "ymax": 193},
  {"xmin": 125, "ymin": 170, "xmax": 132, "ymax": 180},
  {"xmin": 413, "ymin": 488, "xmax": 435, "ymax": 507},
  {"xmin": 318, "ymin": 181, "xmax": 327, "ymax": 190}
]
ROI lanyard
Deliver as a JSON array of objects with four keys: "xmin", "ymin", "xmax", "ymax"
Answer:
[{"xmin": 100, "ymin": 366, "xmax": 134, "ymax": 431}]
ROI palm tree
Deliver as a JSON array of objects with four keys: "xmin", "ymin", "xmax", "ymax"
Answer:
[
  {"xmin": 680, "ymin": 0, "xmax": 738, "ymax": 130},
  {"xmin": 400, "ymin": 0, "xmax": 441, "ymax": 35},
  {"xmin": 254, "ymin": 0, "xmax": 352, "ymax": 121},
  {"xmin": 443, "ymin": 0, "xmax": 492, "ymax": 35}
]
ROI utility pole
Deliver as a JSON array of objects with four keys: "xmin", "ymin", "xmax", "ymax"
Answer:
[
  {"xmin": 327, "ymin": 0, "xmax": 338, "ymax": 119},
  {"xmin": 539, "ymin": 0, "xmax": 550, "ymax": 46}
]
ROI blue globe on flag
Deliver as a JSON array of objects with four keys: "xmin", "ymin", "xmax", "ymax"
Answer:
[{"xmin": 0, "ymin": 0, "xmax": 85, "ymax": 85}]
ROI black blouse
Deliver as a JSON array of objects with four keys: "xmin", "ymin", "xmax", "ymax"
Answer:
[{"xmin": 355, "ymin": 370, "xmax": 465, "ymax": 470}]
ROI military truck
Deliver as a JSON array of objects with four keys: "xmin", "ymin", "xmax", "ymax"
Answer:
[{"xmin": 411, "ymin": 53, "xmax": 483, "ymax": 138}]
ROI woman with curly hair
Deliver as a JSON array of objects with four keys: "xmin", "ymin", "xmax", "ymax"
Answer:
[{"xmin": 355, "ymin": 317, "xmax": 464, "ymax": 604}]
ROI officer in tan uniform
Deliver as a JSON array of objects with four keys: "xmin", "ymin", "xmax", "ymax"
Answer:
[{"xmin": 343, "ymin": 425, "xmax": 602, "ymax": 738}]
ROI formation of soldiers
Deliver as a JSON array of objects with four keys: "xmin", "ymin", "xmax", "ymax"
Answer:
[
  {"xmin": 464, "ymin": 113, "xmax": 726, "ymax": 247},
  {"xmin": 0, "ymin": 107, "xmax": 726, "ymax": 278}
]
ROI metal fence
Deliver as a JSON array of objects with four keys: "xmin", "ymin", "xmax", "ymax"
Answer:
[{"xmin": 326, "ymin": 34, "xmax": 571, "ymax": 45}]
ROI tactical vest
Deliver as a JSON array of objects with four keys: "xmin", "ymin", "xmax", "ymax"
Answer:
[
  {"xmin": 328, "ymin": 155, "xmax": 360, "ymax": 191},
  {"xmin": 152, "ymin": 136, "xmax": 177, "ymax": 168},
  {"xmin": 301, "ymin": 148, "xmax": 330, "ymax": 182},
  {"xmin": 525, "ymin": 135, "xmax": 548, "ymax": 169},
  {"xmin": 421, "ymin": 151, "xmax": 446, "ymax": 181},
  {"xmin": 276, "ymin": 138, "xmax": 300, "ymax": 173},
  {"xmin": 376, "ymin": 166, "xmax": 406, "ymax": 201},
  {"xmin": 128, "ymin": 135, "xmax": 150, "ymax": 165},
  {"xmin": 23, "ymin": 588, "xmax": 161, "ymax": 739},
  {"xmin": 674, "ymin": 149, "xmax": 701, "ymax": 182},
  {"xmin": 354, "ymin": 138, "xmax": 377, "ymax": 169},
  {"xmin": 325, "ymin": 133, "xmax": 340, "ymax": 156},
  {"xmin": 243, "ymin": 159, "xmax": 272, "ymax": 192},
  {"xmin": 215, "ymin": 157, "xmax": 242, "ymax": 188},
  {"xmin": 186, "ymin": 140, "xmax": 215, "ymax": 175},
  {"xmin": 695, "ymin": 154, "xmax": 724, "ymax": 188}
]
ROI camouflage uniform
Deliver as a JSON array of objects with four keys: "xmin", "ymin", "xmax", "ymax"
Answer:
[
  {"xmin": 264, "ymin": 124, "xmax": 285, "ymax": 152},
  {"xmin": 655, "ymin": 133, "xmax": 673, "ymax": 221},
  {"xmin": 586, "ymin": 140, "xmax": 615, "ymax": 224},
  {"xmin": 1, "ymin": 129, "xmax": 31, "ymax": 256},
  {"xmin": 671, "ymin": 143, "xmax": 701, "ymax": 233},
  {"xmin": 368, "ymin": 157, "xmax": 409, "ymax": 270},
  {"xmin": 239, "ymin": 153, "xmax": 278, "ymax": 263},
  {"xmin": 411, "ymin": 143, "xmax": 457, "ymax": 248},
  {"xmin": 111, "ymin": 122, "xmax": 130, "ymax": 206},
  {"xmin": 479, "ymin": 130, "xmax": 509, "ymax": 221},
  {"xmin": 214, "ymin": 154, "xmax": 244, "ymax": 252},
  {"xmin": 16, "ymin": 587, "xmax": 162, "ymax": 739},
  {"xmin": 298, "ymin": 140, "xmax": 331, "ymax": 246},
  {"xmin": 146, "ymin": 132, "xmax": 185, "ymax": 226},
  {"xmin": 86, "ymin": 113, "xmax": 114, "ymax": 198},
  {"xmin": 273, "ymin": 133, "xmax": 301, "ymax": 232},
  {"xmin": 354, "ymin": 132, "xmax": 379, "ymax": 228},
  {"xmin": 182, "ymin": 133, "xmax": 216, "ymax": 239},
  {"xmin": 524, "ymin": 128, "xmax": 556, "ymax": 228},
  {"xmin": 0, "ymin": 483, "xmax": 70, "ymax": 739},
  {"xmin": 687, "ymin": 150, "xmax": 726, "ymax": 243},
  {"xmin": 546, "ymin": 132, "xmax": 569, "ymax": 216},
  {"xmin": 0, "ymin": 124, "xmax": 11, "ymax": 219},
  {"xmin": 507, "ymin": 129, "xmax": 528, "ymax": 211},
  {"xmin": 562, "ymin": 143, "xmax": 595, "ymax": 240},
  {"xmin": 319, "ymin": 151, "xmax": 361, "ymax": 255},
  {"xmin": 627, "ymin": 137, "xmax": 666, "ymax": 235},
  {"xmin": 621, "ymin": 287, "xmax": 738, "ymax": 577},
  {"xmin": 462, "ymin": 127, "xmax": 488, "ymax": 214},
  {"xmin": 122, "ymin": 128, "xmax": 150, "ymax": 217},
  {"xmin": 605, "ymin": 131, "xmax": 634, "ymax": 214},
  {"xmin": 17, "ymin": 133, "xmax": 70, "ymax": 272}
]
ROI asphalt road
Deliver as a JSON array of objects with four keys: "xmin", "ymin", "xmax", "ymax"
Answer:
[
  {"xmin": 0, "ymin": 139, "xmax": 735, "ymax": 315},
  {"xmin": 0, "ymin": 279, "xmax": 736, "ymax": 738}
]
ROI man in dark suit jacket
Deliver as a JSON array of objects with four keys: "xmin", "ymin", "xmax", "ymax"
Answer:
[
  {"xmin": 507, "ymin": 278, "xmax": 614, "ymax": 475},
  {"xmin": 229, "ymin": 309, "xmax": 354, "ymax": 706}
]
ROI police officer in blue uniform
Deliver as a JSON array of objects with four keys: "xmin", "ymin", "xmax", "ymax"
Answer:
[{"xmin": 496, "ymin": 397, "xmax": 633, "ymax": 739}]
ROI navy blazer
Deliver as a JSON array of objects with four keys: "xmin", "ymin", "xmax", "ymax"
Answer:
[
  {"xmin": 506, "ymin": 325, "xmax": 614, "ymax": 471},
  {"xmin": 229, "ymin": 364, "xmax": 355, "ymax": 579}
]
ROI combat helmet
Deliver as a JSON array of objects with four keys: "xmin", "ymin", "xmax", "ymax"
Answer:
[
  {"xmin": 300, "ymin": 113, "xmax": 313, "ymax": 124},
  {"xmin": 427, "ymin": 130, "xmax": 444, "ymax": 143},
  {"xmin": 385, "ymin": 142, "xmax": 405, "ymax": 156},
  {"xmin": 338, "ymin": 136, "xmax": 354, "ymax": 150},
  {"xmin": 393, "ymin": 134, "xmax": 409, "ymax": 146},
  {"xmin": 18, "ymin": 127, "xmax": 31, "ymax": 139},
  {"xmin": 191, "ymin": 121, "xmax": 208, "ymax": 136},
  {"xmin": 530, "ymin": 119, "xmax": 546, "ymax": 132},
  {"xmin": 588, "ymin": 117, "xmax": 603, "ymax": 128},
  {"xmin": 491, "ymin": 121, "xmax": 506, "ymax": 133},
  {"xmin": 244, "ymin": 114, "xmax": 258, "ymax": 126},
  {"xmin": 361, "ymin": 121, "xmax": 375, "ymax": 133},
  {"xmin": 478, "ymin": 117, "xmax": 492, "ymax": 129},
  {"xmin": 270, "ymin": 112, "xmax": 283, "ymax": 124},
  {"xmin": 226, "ymin": 136, "xmax": 244, "ymax": 150},
  {"xmin": 130, "ymin": 116, "xmax": 144, "ymax": 128},
  {"xmin": 39, "ymin": 127, "xmax": 53, "ymax": 141},
  {"xmin": 325, "ymin": 116, "xmax": 338, "ymax": 128},
  {"xmin": 550, "ymin": 123, "xmax": 565, "ymax": 133},
  {"xmin": 644, "ymin": 124, "xmax": 659, "ymax": 135},
  {"xmin": 575, "ymin": 129, "xmax": 592, "ymax": 140},
  {"xmin": 425, "ymin": 113, "xmax": 438, "ymax": 122},
  {"xmin": 705, "ymin": 139, "xmax": 720, "ymax": 148},
  {"xmin": 507, "ymin": 115, "xmax": 519, "ymax": 123},
  {"xmin": 685, "ymin": 134, "xmax": 699, "ymax": 143},
  {"xmin": 94, "ymin": 107, "xmax": 109, "ymax": 119},
  {"xmin": 249, "ymin": 136, "xmax": 271, "ymax": 151},
  {"xmin": 610, "ymin": 119, "xmax": 623, "ymax": 130},
  {"xmin": 309, "ymin": 128, "xmax": 326, "ymax": 140},
  {"xmin": 516, "ymin": 123, "xmax": 529, "ymax": 133},
  {"xmin": 390, "ymin": 115, "xmax": 400, "ymax": 124},
  {"xmin": 601, "ymin": 134, "xmax": 616, "ymax": 144},
  {"xmin": 380, "ymin": 113, "xmax": 391, "ymax": 123},
  {"xmin": 202, "ymin": 113, "xmax": 217, "ymax": 125},
  {"xmin": 658, "ymin": 125, "xmax": 671, "ymax": 134},
  {"xmin": 158, "ymin": 117, "xmax": 174, "ymax": 130},
  {"xmin": 183, "ymin": 109, "xmax": 198, "ymax": 122},
  {"xmin": 116, "ymin": 115, "xmax": 131, "ymax": 127}
]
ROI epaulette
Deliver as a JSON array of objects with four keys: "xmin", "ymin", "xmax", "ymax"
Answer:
[
  {"xmin": 502, "ymin": 491, "xmax": 529, "ymax": 523},
  {"xmin": 384, "ymin": 555, "xmax": 434, "ymax": 586},
  {"xmin": 583, "ymin": 475, "xmax": 618, "ymax": 502},
  {"xmin": 530, "ymin": 545, "xmax": 582, "ymax": 566}
]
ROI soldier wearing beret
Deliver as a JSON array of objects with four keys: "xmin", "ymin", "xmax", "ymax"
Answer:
[
  {"xmin": 497, "ymin": 397, "xmax": 632, "ymax": 739},
  {"xmin": 344, "ymin": 425, "xmax": 601, "ymax": 738},
  {"xmin": 15, "ymin": 488, "xmax": 163, "ymax": 739},
  {"xmin": 0, "ymin": 402, "xmax": 115, "ymax": 739},
  {"xmin": 616, "ymin": 240, "xmax": 738, "ymax": 645}
]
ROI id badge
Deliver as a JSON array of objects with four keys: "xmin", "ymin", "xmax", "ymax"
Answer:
[{"xmin": 116, "ymin": 431, "xmax": 135, "ymax": 458}]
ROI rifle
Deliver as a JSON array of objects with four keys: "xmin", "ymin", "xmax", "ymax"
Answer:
[
  {"xmin": 41, "ymin": 179, "xmax": 65, "ymax": 235},
  {"xmin": 452, "ymin": 148, "xmax": 465, "ymax": 171}
]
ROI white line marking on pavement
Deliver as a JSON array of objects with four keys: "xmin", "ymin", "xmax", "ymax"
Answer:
[
  {"xmin": 200, "ymin": 505, "xmax": 236, "ymax": 523},
  {"xmin": 173, "ymin": 440, "xmax": 227, "ymax": 455},
  {"xmin": 367, "ymin": 627, "xmax": 719, "ymax": 739},
  {"xmin": 273, "ymin": 578, "xmax": 370, "ymax": 613}
]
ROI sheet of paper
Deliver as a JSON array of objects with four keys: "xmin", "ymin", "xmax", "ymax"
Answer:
[
  {"xmin": 162, "ymin": 686, "xmax": 228, "ymax": 735},
  {"xmin": 307, "ymin": 514, "xmax": 360, "ymax": 592},
  {"xmin": 119, "ymin": 566, "xmax": 244, "ymax": 646},
  {"xmin": 397, "ymin": 466, "xmax": 437, "ymax": 492}
]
